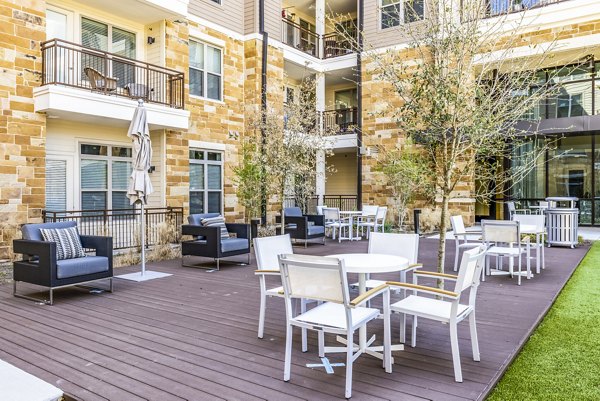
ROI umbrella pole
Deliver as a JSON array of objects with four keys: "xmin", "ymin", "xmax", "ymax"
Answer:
[{"xmin": 140, "ymin": 201, "xmax": 146, "ymax": 276}]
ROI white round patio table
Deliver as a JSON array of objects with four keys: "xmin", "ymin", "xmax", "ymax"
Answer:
[{"xmin": 327, "ymin": 253, "xmax": 410, "ymax": 360}]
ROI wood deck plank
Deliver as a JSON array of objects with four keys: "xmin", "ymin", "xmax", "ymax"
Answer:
[{"xmin": 0, "ymin": 238, "xmax": 588, "ymax": 400}]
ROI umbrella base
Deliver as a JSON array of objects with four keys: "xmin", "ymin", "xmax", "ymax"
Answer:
[{"xmin": 115, "ymin": 271, "xmax": 172, "ymax": 282}]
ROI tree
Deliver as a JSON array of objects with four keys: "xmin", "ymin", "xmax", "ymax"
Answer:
[
  {"xmin": 335, "ymin": 0, "xmax": 582, "ymax": 280},
  {"xmin": 233, "ymin": 141, "xmax": 263, "ymax": 222},
  {"xmin": 375, "ymin": 141, "xmax": 434, "ymax": 229},
  {"xmin": 243, "ymin": 77, "xmax": 336, "ymax": 232}
]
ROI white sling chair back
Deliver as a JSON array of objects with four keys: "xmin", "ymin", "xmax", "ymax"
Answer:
[
  {"xmin": 254, "ymin": 234, "xmax": 311, "ymax": 351},
  {"xmin": 359, "ymin": 232, "xmax": 421, "ymax": 290},
  {"xmin": 450, "ymin": 215, "xmax": 482, "ymax": 271},
  {"xmin": 322, "ymin": 207, "xmax": 351, "ymax": 242},
  {"xmin": 482, "ymin": 219, "xmax": 530, "ymax": 285},
  {"xmin": 278, "ymin": 254, "xmax": 391, "ymax": 399},
  {"xmin": 387, "ymin": 245, "xmax": 487, "ymax": 382}
]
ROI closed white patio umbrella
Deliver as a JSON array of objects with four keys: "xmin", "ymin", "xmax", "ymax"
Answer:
[{"xmin": 116, "ymin": 99, "xmax": 171, "ymax": 282}]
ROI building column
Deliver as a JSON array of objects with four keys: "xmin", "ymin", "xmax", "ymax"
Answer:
[
  {"xmin": 316, "ymin": 72, "xmax": 326, "ymax": 205},
  {"xmin": 315, "ymin": 0, "xmax": 325, "ymax": 58}
]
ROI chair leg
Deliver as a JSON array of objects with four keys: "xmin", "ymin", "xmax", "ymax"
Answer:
[
  {"xmin": 454, "ymin": 243, "xmax": 459, "ymax": 271},
  {"xmin": 284, "ymin": 324, "xmax": 293, "ymax": 382},
  {"xmin": 49, "ymin": 287, "xmax": 54, "ymax": 306},
  {"xmin": 399, "ymin": 312, "xmax": 406, "ymax": 344},
  {"xmin": 108, "ymin": 278, "xmax": 114, "ymax": 293},
  {"xmin": 258, "ymin": 291, "xmax": 266, "ymax": 339},
  {"xmin": 469, "ymin": 311, "xmax": 480, "ymax": 361},
  {"xmin": 411, "ymin": 315, "xmax": 417, "ymax": 348},
  {"xmin": 449, "ymin": 321, "xmax": 463, "ymax": 382},
  {"xmin": 345, "ymin": 331, "xmax": 354, "ymax": 399}
]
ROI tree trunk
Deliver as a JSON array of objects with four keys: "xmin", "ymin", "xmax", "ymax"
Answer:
[
  {"xmin": 437, "ymin": 194, "xmax": 450, "ymax": 290},
  {"xmin": 280, "ymin": 189, "xmax": 286, "ymax": 235}
]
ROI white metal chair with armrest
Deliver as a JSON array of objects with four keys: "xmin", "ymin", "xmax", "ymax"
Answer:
[
  {"xmin": 482, "ymin": 219, "xmax": 531, "ymax": 285},
  {"xmin": 254, "ymin": 234, "xmax": 313, "ymax": 352},
  {"xmin": 387, "ymin": 245, "xmax": 487, "ymax": 382},
  {"xmin": 356, "ymin": 206, "xmax": 387, "ymax": 238},
  {"xmin": 512, "ymin": 214, "xmax": 545, "ymax": 273},
  {"xmin": 323, "ymin": 207, "xmax": 351, "ymax": 242},
  {"xmin": 355, "ymin": 205, "xmax": 378, "ymax": 239},
  {"xmin": 507, "ymin": 201, "xmax": 530, "ymax": 218},
  {"xmin": 278, "ymin": 253, "xmax": 392, "ymax": 399},
  {"xmin": 450, "ymin": 215, "xmax": 482, "ymax": 272}
]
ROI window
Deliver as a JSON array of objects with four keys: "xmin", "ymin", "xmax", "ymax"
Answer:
[
  {"xmin": 381, "ymin": 0, "xmax": 424, "ymax": 29},
  {"xmin": 189, "ymin": 149, "xmax": 223, "ymax": 214},
  {"xmin": 81, "ymin": 17, "xmax": 136, "ymax": 87},
  {"xmin": 210, "ymin": 0, "xmax": 221, "ymax": 3},
  {"xmin": 46, "ymin": 159, "xmax": 67, "ymax": 211},
  {"xmin": 80, "ymin": 144, "xmax": 132, "ymax": 210},
  {"xmin": 189, "ymin": 40, "xmax": 222, "ymax": 101}
]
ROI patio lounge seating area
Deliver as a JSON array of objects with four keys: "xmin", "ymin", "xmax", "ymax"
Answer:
[{"xmin": 0, "ymin": 237, "xmax": 588, "ymax": 400}]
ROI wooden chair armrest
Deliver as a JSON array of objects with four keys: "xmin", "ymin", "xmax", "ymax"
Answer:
[
  {"xmin": 350, "ymin": 284, "xmax": 389, "ymax": 307},
  {"xmin": 386, "ymin": 281, "xmax": 459, "ymax": 299},
  {"xmin": 414, "ymin": 271, "xmax": 458, "ymax": 280},
  {"xmin": 254, "ymin": 270, "xmax": 280, "ymax": 275},
  {"xmin": 406, "ymin": 263, "xmax": 423, "ymax": 271}
]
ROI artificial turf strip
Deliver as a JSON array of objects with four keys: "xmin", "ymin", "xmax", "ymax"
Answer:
[{"xmin": 488, "ymin": 242, "xmax": 600, "ymax": 401}]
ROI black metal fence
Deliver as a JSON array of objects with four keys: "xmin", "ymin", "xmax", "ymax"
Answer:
[
  {"xmin": 43, "ymin": 207, "xmax": 184, "ymax": 250},
  {"xmin": 284, "ymin": 195, "xmax": 359, "ymax": 214},
  {"xmin": 485, "ymin": 0, "xmax": 570, "ymax": 17}
]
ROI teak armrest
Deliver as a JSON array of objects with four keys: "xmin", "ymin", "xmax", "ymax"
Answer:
[
  {"xmin": 414, "ymin": 271, "xmax": 458, "ymax": 281},
  {"xmin": 350, "ymin": 284, "xmax": 389, "ymax": 307},
  {"xmin": 386, "ymin": 281, "xmax": 459, "ymax": 299}
]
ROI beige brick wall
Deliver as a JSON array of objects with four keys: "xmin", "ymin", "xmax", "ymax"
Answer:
[{"xmin": 0, "ymin": 0, "xmax": 46, "ymax": 258}]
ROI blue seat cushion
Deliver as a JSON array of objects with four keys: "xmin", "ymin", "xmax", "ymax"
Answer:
[
  {"xmin": 22, "ymin": 221, "xmax": 77, "ymax": 242},
  {"xmin": 221, "ymin": 238, "xmax": 249, "ymax": 253},
  {"xmin": 56, "ymin": 256, "xmax": 109, "ymax": 279},
  {"xmin": 284, "ymin": 207, "xmax": 303, "ymax": 217},
  {"xmin": 307, "ymin": 225, "xmax": 325, "ymax": 236}
]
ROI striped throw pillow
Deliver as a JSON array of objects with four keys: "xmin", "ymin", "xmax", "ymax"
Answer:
[
  {"xmin": 200, "ymin": 216, "xmax": 230, "ymax": 240},
  {"xmin": 40, "ymin": 226, "xmax": 86, "ymax": 260}
]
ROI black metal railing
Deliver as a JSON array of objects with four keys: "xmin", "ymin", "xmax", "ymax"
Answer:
[
  {"xmin": 485, "ymin": 0, "xmax": 571, "ymax": 17},
  {"xmin": 323, "ymin": 107, "xmax": 358, "ymax": 134},
  {"xmin": 41, "ymin": 38, "xmax": 185, "ymax": 109},
  {"xmin": 285, "ymin": 195, "xmax": 359, "ymax": 213},
  {"xmin": 281, "ymin": 19, "xmax": 356, "ymax": 59},
  {"xmin": 43, "ymin": 207, "xmax": 184, "ymax": 250}
]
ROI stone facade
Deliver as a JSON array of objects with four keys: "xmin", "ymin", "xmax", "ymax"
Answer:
[{"xmin": 0, "ymin": 0, "xmax": 46, "ymax": 259}]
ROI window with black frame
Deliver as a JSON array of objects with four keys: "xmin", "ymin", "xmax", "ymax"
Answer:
[
  {"xmin": 381, "ymin": 0, "xmax": 424, "ymax": 29},
  {"xmin": 189, "ymin": 149, "xmax": 223, "ymax": 214},
  {"xmin": 80, "ymin": 144, "xmax": 132, "ymax": 211}
]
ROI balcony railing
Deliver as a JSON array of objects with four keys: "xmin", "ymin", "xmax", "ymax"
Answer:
[
  {"xmin": 323, "ymin": 107, "xmax": 358, "ymax": 134},
  {"xmin": 43, "ymin": 207, "xmax": 184, "ymax": 250},
  {"xmin": 41, "ymin": 38, "xmax": 185, "ymax": 109},
  {"xmin": 284, "ymin": 195, "xmax": 359, "ymax": 213},
  {"xmin": 485, "ymin": 0, "xmax": 571, "ymax": 17},
  {"xmin": 281, "ymin": 19, "xmax": 356, "ymax": 59}
]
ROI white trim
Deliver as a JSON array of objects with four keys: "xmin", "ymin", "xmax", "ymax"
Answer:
[
  {"xmin": 189, "ymin": 140, "xmax": 227, "ymax": 151},
  {"xmin": 45, "ymin": 154, "xmax": 75, "ymax": 210},
  {"xmin": 474, "ymin": 33, "xmax": 600, "ymax": 65},
  {"xmin": 189, "ymin": 28, "xmax": 226, "ymax": 48},
  {"xmin": 187, "ymin": 13, "xmax": 245, "ymax": 41}
]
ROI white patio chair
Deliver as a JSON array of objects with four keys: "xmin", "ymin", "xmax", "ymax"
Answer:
[
  {"xmin": 357, "ymin": 206, "xmax": 387, "ymax": 237},
  {"xmin": 316, "ymin": 205, "xmax": 327, "ymax": 215},
  {"xmin": 450, "ymin": 215, "xmax": 482, "ymax": 272},
  {"xmin": 323, "ymin": 207, "xmax": 351, "ymax": 242},
  {"xmin": 357, "ymin": 232, "xmax": 422, "ymax": 290},
  {"xmin": 355, "ymin": 205, "xmax": 378, "ymax": 238},
  {"xmin": 482, "ymin": 219, "xmax": 531, "ymax": 285},
  {"xmin": 387, "ymin": 245, "xmax": 487, "ymax": 382},
  {"xmin": 254, "ymin": 234, "xmax": 312, "ymax": 351},
  {"xmin": 278, "ymin": 253, "xmax": 392, "ymax": 399},
  {"xmin": 512, "ymin": 214, "xmax": 545, "ymax": 273},
  {"xmin": 506, "ymin": 201, "xmax": 530, "ymax": 219}
]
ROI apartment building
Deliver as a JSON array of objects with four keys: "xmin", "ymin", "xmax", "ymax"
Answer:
[{"xmin": 1, "ymin": 0, "xmax": 600, "ymax": 257}]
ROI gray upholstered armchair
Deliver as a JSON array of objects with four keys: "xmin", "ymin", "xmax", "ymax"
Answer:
[
  {"xmin": 181, "ymin": 213, "xmax": 251, "ymax": 270},
  {"xmin": 280, "ymin": 207, "xmax": 326, "ymax": 247},
  {"xmin": 12, "ymin": 221, "xmax": 113, "ymax": 305}
]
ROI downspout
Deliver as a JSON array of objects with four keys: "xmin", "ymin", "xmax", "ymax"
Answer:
[
  {"xmin": 259, "ymin": 0, "xmax": 269, "ymax": 222},
  {"xmin": 356, "ymin": 0, "xmax": 364, "ymax": 210}
]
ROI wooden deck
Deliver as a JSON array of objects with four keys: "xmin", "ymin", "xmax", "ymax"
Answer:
[{"xmin": 0, "ymin": 238, "xmax": 588, "ymax": 401}]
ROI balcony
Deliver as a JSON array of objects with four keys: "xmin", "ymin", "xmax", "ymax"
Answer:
[
  {"xmin": 485, "ymin": 0, "xmax": 571, "ymax": 17},
  {"xmin": 282, "ymin": 19, "xmax": 356, "ymax": 60},
  {"xmin": 34, "ymin": 39, "xmax": 189, "ymax": 130},
  {"xmin": 323, "ymin": 107, "xmax": 358, "ymax": 134}
]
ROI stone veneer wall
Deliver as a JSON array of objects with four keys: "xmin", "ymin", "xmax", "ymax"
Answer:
[
  {"xmin": 359, "ymin": 18, "xmax": 600, "ymax": 228},
  {"xmin": 0, "ymin": 0, "xmax": 46, "ymax": 259}
]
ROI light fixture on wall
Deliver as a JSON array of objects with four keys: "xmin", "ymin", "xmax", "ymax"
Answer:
[
  {"xmin": 147, "ymin": 36, "xmax": 156, "ymax": 45},
  {"xmin": 148, "ymin": 165, "xmax": 156, "ymax": 173}
]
